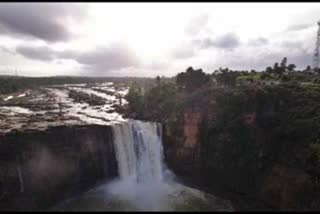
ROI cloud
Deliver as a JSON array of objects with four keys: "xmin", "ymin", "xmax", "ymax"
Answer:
[
  {"xmin": 0, "ymin": 3, "xmax": 87, "ymax": 42},
  {"xmin": 286, "ymin": 23, "xmax": 313, "ymax": 32},
  {"xmin": 73, "ymin": 44, "xmax": 141, "ymax": 73},
  {"xmin": 0, "ymin": 46, "xmax": 16, "ymax": 55},
  {"xmin": 196, "ymin": 33, "xmax": 241, "ymax": 50},
  {"xmin": 281, "ymin": 40, "xmax": 303, "ymax": 50},
  {"xmin": 225, "ymin": 47, "xmax": 312, "ymax": 71},
  {"xmin": 185, "ymin": 14, "xmax": 209, "ymax": 36},
  {"xmin": 198, "ymin": 35, "xmax": 313, "ymax": 72},
  {"xmin": 144, "ymin": 60, "xmax": 170, "ymax": 70},
  {"xmin": 211, "ymin": 33, "xmax": 241, "ymax": 49},
  {"xmin": 16, "ymin": 45, "xmax": 57, "ymax": 61},
  {"xmin": 286, "ymin": 8, "xmax": 320, "ymax": 33},
  {"xmin": 15, "ymin": 43, "xmax": 141, "ymax": 74},
  {"xmin": 258, "ymin": 50, "xmax": 312, "ymax": 70},
  {"xmin": 248, "ymin": 37, "xmax": 269, "ymax": 46},
  {"xmin": 171, "ymin": 43, "xmax": 195, "ymax": 59}
]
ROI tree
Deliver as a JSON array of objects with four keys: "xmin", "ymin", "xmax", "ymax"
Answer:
[
  {"xmin": 273, "ymin": 62, "xmax": 280, "ymax": 74},
  {"xmin": 125, "ymin": 83, "xmax": 144, "ymax": 114},
  {"xmin": 156, "ymin": 76, "xmax": 161, "ymax": 85},
  {"xmin": 213, "ymin": 68, "xmax": 239, "ymax": 87},
  {"xmin": 176, "ymin": 66, "xmax": 210, "ymax": 92},
  {"xmin": 305, "ymin": 65, "xmax": 312, "ymax": 72},
  {"xmin": 287, "ymin": 64, "xmax": 296, "ymax": 72},
  {"xmin": 266, "ymin": 66, "xmax": 273, "ymax": 74},
  {"xmin": 273, "ymin": 60, "xmax": 288, "ymax": 75},
  {"xmin": 176, "ymin": 71, "xmax": 186, "ymax": 90},
  {"xmin": 280, "ymin": 57, "xmax": 287, "ymax": 70},
  {"xmin": 144, "ymin": 82, "xmax": 177, "ymax": 119},
  {"xmin": 250, "ymin": 69, "xmax": 256, "ymax": 74},
  {"xmin": 261, "ymin": 72, "xmax": 270, "ymax": 80}
]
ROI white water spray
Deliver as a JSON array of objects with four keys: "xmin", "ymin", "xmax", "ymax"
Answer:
[
  {"xmin": 106, "ymin": 119, "xmax": 176, "ymax": 210},
  {"xmin": 53, "ymin": 119, "xmax": 233, "ymax": 211},
  {"xmin": 112, "ymin": 120, "xmax": 164, "ymax": 182}
]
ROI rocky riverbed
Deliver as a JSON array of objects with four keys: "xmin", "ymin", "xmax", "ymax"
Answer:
[{"xmin": 0, "ymin": 82, "xmax": 129, "ymax": 135}]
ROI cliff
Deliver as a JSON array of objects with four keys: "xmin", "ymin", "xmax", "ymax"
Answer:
[
  {"xmin": 0, "ymin": 125, "xmax": 118, "ymax": 211},
  {"xmin": 129, "ymin": 82, "xmax": 320, "ymax": 211}
]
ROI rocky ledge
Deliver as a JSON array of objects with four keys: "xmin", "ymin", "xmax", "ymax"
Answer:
[{"xmin": 0, "ymin": 82, "xmax": 128, "ymax": 211}]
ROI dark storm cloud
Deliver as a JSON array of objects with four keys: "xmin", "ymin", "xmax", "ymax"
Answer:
[
  {"xmin": 0, "ymin": 3, "xmax": 87, "ymax": 42},
  {"xmin": 185, "ymin": 14, "xmax": 209, "ymax": 36},
  {"xmin": 15, "ymin": 43, "xmax": 141, "ymax": 73},
  {"xmin": 73, "ymin": 44, "xmax": 141, "ymax": 72},
  {"xmin": 211, "ymin": 33, "xmax": 240, "ymax": 49},
  {"xmin": 16, "ymin": 45, "xmax": 57, "ymax": 61},
  {"xmin": 196, "ymin": 33, "xmax": 241, "ymax": 50}
]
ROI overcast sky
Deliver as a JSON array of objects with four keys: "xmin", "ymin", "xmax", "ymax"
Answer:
[{"xmin": 0, "ymin": 3, "xmax": 319, "ymax": 77}]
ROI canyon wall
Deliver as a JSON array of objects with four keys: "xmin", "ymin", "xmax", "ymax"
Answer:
[
  {"xmin": 159, "ymin": 84, "xmax": 320, "ymax": 211},
  {"xmin": 0, "ymin": 125, "xmax": 118, "ymax": 211}
]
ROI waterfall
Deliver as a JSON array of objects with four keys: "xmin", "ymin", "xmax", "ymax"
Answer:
[
  {"xmin": 17, "ymin": 164, "xmax": 24, "ymax": 193},
  {"xmin": 53, "ymin": 119, "xmax": 233, "ymax": 211},
  {"xmin": 107, "ymin": 119, "xmax": 171, "ymax": 210},
  {"xmin": 111, "ymin": 120, "xmax": 164, "ymax": 183}
]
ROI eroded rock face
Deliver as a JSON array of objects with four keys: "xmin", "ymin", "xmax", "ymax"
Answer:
[
  {"xmin": 183, "ymin": 110, "xmax": 202, "ymax": 148},
  {"xmin": 0, "ymin": 125, "xmax": 118, "ymax": 211},
  {"xmin": 163, "ymin": 110, "xmax": 203, "ymax": 180},
  {"xmin": 261, "ymin": 165, "xmax": 315, "ymax": 210},
  {"xmin": 160, "ymin": 84, "xmax": 320, "ymax": 211}
]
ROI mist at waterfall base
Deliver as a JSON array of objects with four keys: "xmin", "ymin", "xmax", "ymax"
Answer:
[
  {"xmin": 53, "ymin": 120, "xmax": 232, "ymax": 211},
  {"xmin": 105, "ymin": 120, "xmax": 177, "ymax": 211}
]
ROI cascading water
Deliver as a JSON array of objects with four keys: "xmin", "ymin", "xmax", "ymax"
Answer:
[
  {"xmin": 17, "ymin": 164, "xmax": 24, "ymax": 193},
  {"xmin": 52, "ymin": 119, "xmax": 233, "ymax": 211},
  {"xmin": 111, "ymin": 120, "xmax": 164, "ymax": 183},
  {"xmin": 107, "ymin": 120, "xmax": 173, "ymax": 211}
]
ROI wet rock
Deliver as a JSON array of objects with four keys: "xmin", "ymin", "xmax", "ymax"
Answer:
[
  {"xmin": 68, "ymin": 90, "xmax": 105, "ymax": 106},
  {"xmin": 0, "ymin": 125, "xmax": 118, "ymax": 211}
]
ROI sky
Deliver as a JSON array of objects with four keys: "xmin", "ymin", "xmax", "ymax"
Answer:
[{"xmin": 0, "ymin": 2, "xmax": 319, "ymax": 77}]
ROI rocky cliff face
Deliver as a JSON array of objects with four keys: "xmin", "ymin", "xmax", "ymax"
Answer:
[
  {"xmin": 260, "ymin": 165, "xmax": 315, "ymax": 210},
  {"xmin": 183, "ymin": 110, "xmax": 202, "ymax": 148},
  {"xmin": 160, "ymin": 84, "xmax": 320, "ymax": 211},
  {"xmin": 0, "ymin": 125, "xmax": 118, "ymax": 211}
]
